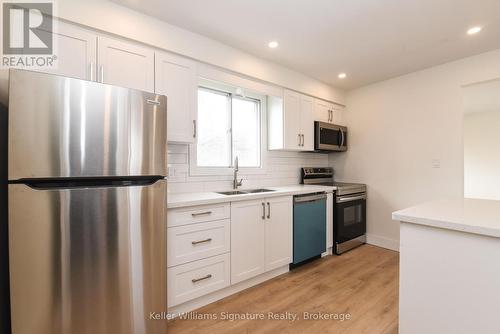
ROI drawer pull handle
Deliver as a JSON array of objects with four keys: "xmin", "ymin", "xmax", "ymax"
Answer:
[
  {"xmin": 191, "ymin": 211, "xmax": 212, "ymax": 217},
  {"xmin": 192, "ymin": 274, "xmax": 212, "ymax": 283},
  {"xmin": 191, "ymin": 238, "xmax": 212, "ymax": 245}
]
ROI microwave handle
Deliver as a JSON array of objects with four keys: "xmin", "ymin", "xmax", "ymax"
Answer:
[{"xmin": 340, "ymin": 128, "xmax": 345, "ymax": 147}]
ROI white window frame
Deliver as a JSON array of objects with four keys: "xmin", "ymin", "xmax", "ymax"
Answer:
[{"xmin": 189, "ymin": 78, "xmax": 268, "ymax": 176}]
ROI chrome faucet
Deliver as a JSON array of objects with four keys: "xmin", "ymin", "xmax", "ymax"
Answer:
[{"xmin": 233, "ymin": 156, "xmax": 243, "ymax": 190}]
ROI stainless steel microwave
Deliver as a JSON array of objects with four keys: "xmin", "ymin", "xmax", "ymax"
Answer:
[{"xmin": 314, "ymin": 121, "xmax": 347, "ymax": 152}]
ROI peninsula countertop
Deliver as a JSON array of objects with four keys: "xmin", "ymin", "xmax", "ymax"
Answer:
[
  {"xmin": 392, "ymin": 198, "xmax": 500, "ymax": 238},
  {"xmin": 167, "ymin": 185, "xmax": 336, "ymax": 209}
]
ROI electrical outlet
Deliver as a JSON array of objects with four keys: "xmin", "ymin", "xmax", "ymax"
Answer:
[{"xmin": 167, "ymin": 166, "xmax": 175, "ymax": 177}]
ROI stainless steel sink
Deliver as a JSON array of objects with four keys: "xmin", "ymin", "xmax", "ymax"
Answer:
[
  {"xmin": 242, "ymin": 188, "xmax": 275, "ymax": 193},
  {"xmin": 216, "ymin": 189, "xmax": 276, "ymax": 196},
  {"xmin": 216, "ymin": 190, "xmax": 248, "ymax": 195}
]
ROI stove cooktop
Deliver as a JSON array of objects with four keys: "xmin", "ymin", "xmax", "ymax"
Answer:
[{"xmin": 301, "ymin": 167, "xmax": 366, "ymax": 196}]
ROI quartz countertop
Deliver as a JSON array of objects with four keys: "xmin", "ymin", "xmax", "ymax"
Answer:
[
  {"xmin": 392, "ymin": 198, "xmax": 500, "ymax": 238},
  {"xmin": 167, "ymin": 185, "xmax": 336, "ymax": 209}
]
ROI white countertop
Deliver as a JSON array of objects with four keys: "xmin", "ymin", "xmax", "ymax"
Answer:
[
  {"xmin": 167, "ymin": 185, "xmax": 335, "ymax": 209},
  {"xmin": 392, "ymin": 198, "xmax": 500, "ymax": 238}
]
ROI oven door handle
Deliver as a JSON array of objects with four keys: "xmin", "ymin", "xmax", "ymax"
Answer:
[{"xmin": 336, "ymin": 194, "xmax": 366, "ymax": 203}]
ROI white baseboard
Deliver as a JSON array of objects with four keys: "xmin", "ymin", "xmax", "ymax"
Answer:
[{"xmin": 366, "ymin": 234, "xmax": 399, "ymax": 251}]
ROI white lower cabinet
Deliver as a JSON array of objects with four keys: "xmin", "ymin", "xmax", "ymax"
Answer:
[
  {"xmin": 167, "ymin": 196, "xmax": 292, "ymax": 307},
  {"xmin": 167, "ymin": 219, "xmax": 230, "ymax": 267},
  {"xmin": 231, "ymin": 196, "xmax": 292, "ymax": 284},
  {"xmin": 168, "ymin": 253, "xmax": 230, "ymax": 307},
  {"xmin": 230, "ymin": 199, "xmax": 266, "ymax": 284},
  {"xmin": 264, "ymin": 196, "xmax": 293, "ymax": 271}
]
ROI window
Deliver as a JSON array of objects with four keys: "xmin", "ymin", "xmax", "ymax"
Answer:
[{"xmin": 196, "ymin": 86, "xmax": 262, "ymax": 169}]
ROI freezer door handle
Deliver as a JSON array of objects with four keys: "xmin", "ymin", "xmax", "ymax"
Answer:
[{"xmin": 13, "ymin": 176, "xmax": 165, "ymax": 190}]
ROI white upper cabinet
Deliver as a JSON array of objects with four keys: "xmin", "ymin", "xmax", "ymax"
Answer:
[
  {"xmin": 155, "ymin": 52, "xmax": 197, "ymax": 143},
  {"xmin": 97, "ymin": 36, "xmax": 155, "ymax": 92},
  {"xmin": 331, "ymin": 104, "xmax": 346, "ymax": 125},
  {"xmin": 314, "ymin": 98, "xmax": 345, "ymax": 125},
  {"xmin": 268, "ymin": 89, "xmax": 315, "ymax": 151},
  {"xmin": 33, "ymin": 21, "xmax": 96, "ymax": 80},
  {"xmin": 283, "ymin": 90, "xmax": 302, "ymax": 150},
  {"xmin": 313, "ymin": 98, "xmax": 333, "ymax": 123},
  {"xmin": 300, "ymin": 94, "xmax": 315, "ymax": 151}
]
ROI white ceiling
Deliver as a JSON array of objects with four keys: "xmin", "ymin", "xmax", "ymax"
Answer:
[{"xmin": 113, "ymin": 0, "xmax": 500, "ymax": 90}]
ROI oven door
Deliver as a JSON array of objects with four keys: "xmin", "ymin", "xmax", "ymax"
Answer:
[
  {"xmin": 315, "ymin": 121, "xmax": 347, "ymax": 151},
  {"xmin": 334, "ymin": 193, "xmax": 366, "ymax": 244}
]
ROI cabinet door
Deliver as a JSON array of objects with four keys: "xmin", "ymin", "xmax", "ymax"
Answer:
[
  {"xmin": 33, "ymin": 21, "xmax": 96, "ymax": 80},
  {"xmin": 313, "ymin": 98, "xmax": 332, "ymax": 123},
  {"xmin": 331, "ymin": 105, "xmax": 346, "ymax": 125},
  {"xmin": 300, "ymin": 94, "xmax": 315, "ymax": 151},
  {"xmin": 264, "ymin": 196, "xmax": 292, "ymax": 271},
  {"xmin": 155, "ymin": 52, "xmax": 197, "ymax": 143},
  {"xmin": 97, "ymin": 36, "xmax": 154, "ymax": 92},
  {"xmin": 231, "ymin": 200, "xmax": 266, "ymax": 284},
  {"xmin": 283, "ymin": 89, "xmax": 301, "ymax": 150}
]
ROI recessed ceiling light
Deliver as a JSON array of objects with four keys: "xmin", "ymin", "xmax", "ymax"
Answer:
[
  {"xmin": 338, "ymin": 73, "xmax": 347, "ymax": 79},
  {"xmin": 268, "ymin": 41, "xmax": 279, "ymax": 48},
  {"xmin": 467, "ymin": 26, "xmax": 482, "ymax": 35}
]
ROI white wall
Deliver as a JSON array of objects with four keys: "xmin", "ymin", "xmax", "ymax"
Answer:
[
  {"xmin": 330, "ymin": 48, "xmax": 500, "ymax": 250},
  {"xmin": 464, "ymin": 111, "xmax": 500, "ymax": 200},
  {"xmin": 55, "ymin": 0, "xmax": 344, "ymax": 104}
]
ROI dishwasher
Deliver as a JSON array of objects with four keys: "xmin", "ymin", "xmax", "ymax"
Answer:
[{"xmin": 292, "ymin": 192, "xmax": 327, "ymax": 266}]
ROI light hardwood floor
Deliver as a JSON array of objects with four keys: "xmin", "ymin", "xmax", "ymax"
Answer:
[{"xmin": 168, "ymin": 245, "xmax": 399, "ymax": 334}]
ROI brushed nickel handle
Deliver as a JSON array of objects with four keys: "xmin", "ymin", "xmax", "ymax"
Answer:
[
  {"xmin": 193, "ymin": 120, "xmax": 197, "ymax": 138},
  {"xmin": 191, "ymin": 211, "xmax": 212, "ymax": 217},
  {"xmin": 297, "ymin": 134, "xmax": 301, "ymax": 146},
  {"xmin": 262, "ymin": 202, "xmax": 266, "ymax": 220},
  {"xmin": 192, "ymin": 274, "xmax": 212, "ymax": 283},
  {"xmin": 267, "ymin": 202, "xmax": 271, "ymax": 219},
  {"xmin": 146, "ymin": 99, "xmax": 161, "ymax": 106},
  {"xmin": 337, "ymin": 194, "xmax": 366, "ymax": 203},
  {"xmin": 191, "ymin": 238, "xmax": 212, "ymax": 245}
]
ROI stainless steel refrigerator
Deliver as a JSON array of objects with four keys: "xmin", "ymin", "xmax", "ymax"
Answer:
[{"xmin": 7, "ymin": 69, "xmax": 168, "ymax": 334}]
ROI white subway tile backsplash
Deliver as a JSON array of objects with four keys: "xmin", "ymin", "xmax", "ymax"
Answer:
[{"xmin": 166, "ymin": 144, "xmax": 329, "ymax": 193}]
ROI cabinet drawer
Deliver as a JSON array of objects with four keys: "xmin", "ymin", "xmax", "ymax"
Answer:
[
  {"xmin": 167, "ymin": 253, "xmax": 230, "ymax": 307},
  {"xmin": 168, "ymin": 219, "xmax": 230, "ymax": 267},
  {"xmin": 167, "ymin": 203, "xmax": 230, "ymax": 227}
]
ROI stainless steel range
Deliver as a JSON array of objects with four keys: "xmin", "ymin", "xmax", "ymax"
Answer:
[{"xmin": 301, "ymin": 167, "xmax": 367, "ymax": 254}]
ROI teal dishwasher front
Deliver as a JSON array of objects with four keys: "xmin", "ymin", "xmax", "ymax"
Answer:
[{"xmin": 293, "ymin": 193, "xmax": 327, "ymax": 265}]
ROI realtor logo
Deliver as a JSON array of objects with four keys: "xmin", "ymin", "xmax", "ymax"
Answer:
[
  {"xmin": 1, "ymin": 1, "xmax": 56, "ymax": 68},
  {"xmin": 3, "ymin": 2, "xmax": 53, "ymax": 54}
]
